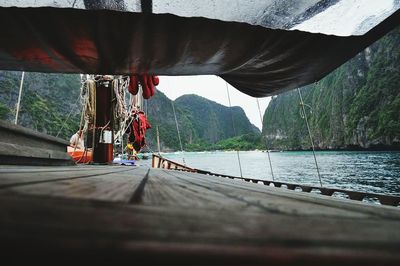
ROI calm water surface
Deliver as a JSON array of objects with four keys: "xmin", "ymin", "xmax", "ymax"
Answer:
[{"xmin": 161, "ymin": 151, "xmax": 400, "ymax": 196}]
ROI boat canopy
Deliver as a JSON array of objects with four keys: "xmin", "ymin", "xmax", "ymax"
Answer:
[{"xmin": 0, "ymin": 0, "xmax": 399, "ymax": 96}]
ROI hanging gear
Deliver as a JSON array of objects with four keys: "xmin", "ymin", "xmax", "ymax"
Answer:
[
  {"xmin": 128, "ymin": 75, "xmax": 139, "ymax": 95},
  {"xmin": 128, "ymin": 74, "xmax": 159, "ymax": 99},
  {"xmin": 127, "ymin": 110, "xmax": 152, "ymax": 152}
]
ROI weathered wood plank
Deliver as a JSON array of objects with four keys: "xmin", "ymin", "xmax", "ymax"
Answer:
[
  {"xmin": 0, "ymin": 165, "xmax": 399, "ymax": 265},
  {"xmin": 154, "ymin": 169, "xmax": 390, "ymax": 219},
  {"xmin": 0, "ymin": 165, "xmax": 132, "ymax": 187},
  {"xmin": 0, "ymin": 164, "xmax": 112, "ymax": 173},
  {"xmin": 0, "ymin": 120, "xmax": 73, "ymax": 165},
  {"xmin": 0, "ymin": 165, "xmax": 148, "ymax": 202},
  {"xmin": 141, "ymin": 168, "xmax": 260, "ymax": 210},
  {"xmin": 0, "ymin": 193, "xmax": 399, "ymax": 265},
  {"xmin": 163, "ymin": 169, "xmax": 400, "ymax": 220}
]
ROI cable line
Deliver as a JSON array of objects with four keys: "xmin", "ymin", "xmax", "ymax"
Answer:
[
  {"xmin": 171, "ymin": 100, "xmax": 186, "ymax": 164},
  {"xmin": 225, "ymin": 82, "xmax": 243, "ymax": 178},
  {"xmin": 256, "ymin": 98, "xmax": 275, "ymax": 181},
  {"xmin": 14, "ymin": 71, "xmax": 25, "ymax": 125},
  {"xmin": 297, "ymin": 88, "xmax": 323, "ymax": 187},
  {"xmin": 56, "ymin": 94, "xmax": 82, "ymax": 138}
]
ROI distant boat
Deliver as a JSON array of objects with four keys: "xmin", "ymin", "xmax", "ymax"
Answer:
[{"xmin": 262, "ymin": 149, "xmax": 282, "ymax": 153}]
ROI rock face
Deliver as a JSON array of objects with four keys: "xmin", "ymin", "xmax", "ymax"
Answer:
[
  {"xmin": 0, "ymin": 71, "xmax": 81, "ymax": 140},
  {"xmin": 0, "ymin": 72, "xmax": 259, "ymax": 151},
  {"xmin": 146, "ymin": 92, "xmax": 260, "ymax": 151},
  {"xmin": 262, "ymin": 25, "xmax": 400, "ymax": 150}
]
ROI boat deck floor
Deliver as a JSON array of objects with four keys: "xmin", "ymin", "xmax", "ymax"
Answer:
[{"xmin": 0, "ymin": 164, "xmax": 399, "ymax": 265}]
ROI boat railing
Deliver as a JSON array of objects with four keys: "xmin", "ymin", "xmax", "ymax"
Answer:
[
  {"xmin": 152, "ymin": 153, "xmax": 197, "ymax": 172},
  {"xmin": 152, "ymin": 153, "xmax": 400, "ymax": 207}
]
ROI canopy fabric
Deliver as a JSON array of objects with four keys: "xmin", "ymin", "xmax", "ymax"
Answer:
[
  {"xmin": 1, "ymin": 0, "xmax": 399, "ymax": 36},
  {"xmin": 0, "ymin": 6, "xmax": 399, "ymax": 96}
]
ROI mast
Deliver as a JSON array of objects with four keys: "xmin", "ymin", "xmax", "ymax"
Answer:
[
  {"xmin": 14, "ymin": 71, "xmax": 25, "ymax": 125},
  {"xmin": 91, "ymin": 77, "xmax": 113, "ymax": 164}
]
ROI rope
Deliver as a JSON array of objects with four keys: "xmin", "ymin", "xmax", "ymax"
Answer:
[
  {"xmin": 56, "ymin": 94, "xmax": 81, "ymax": 138},
  {"xmin": 14, "ymin": 71, "xmax": 25, "ymax": 125},
  {"xmin": 147, "ymin": 99, "xmax": 163, "ymax": 155},
  {"xmin": 89, "ymin": 80, "xmax": 96, "ymax": 158},
  {"xmin": 225, "ymin": 82, "xmax": 243, "ymax": 178},
  {"xmin": 256, "ymin": 98, "xmax": 275, "ymax": 181},
  {"xmin": 297, "ymin": 88, "xmax": 323, "ymax": 187},
  {"xmin": 71, "ymin": 78, "xmax": 91, "ymax": 164},
  {"xmin": 171, "ymin": 100, "xmax": 185, "ymax": 165},
  {"xmin": 113, "ymin": 78, "xmax": 129, "ymax": 122}
]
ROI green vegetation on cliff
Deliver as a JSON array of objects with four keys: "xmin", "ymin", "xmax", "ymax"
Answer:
[
  {"xmin": 146, "ymin": 92, "xmax": 260, "ymax": 151},
  {"xmin": 262, "ymin": 26, "xmax": 400, "ymax": 150},
  {"xmin": 0, "ymin": 72, "xmax": 260, "ymax": 151},
  {"xmin": 0, "ymin": 71, "xmax": 81, "ymax": 139}
]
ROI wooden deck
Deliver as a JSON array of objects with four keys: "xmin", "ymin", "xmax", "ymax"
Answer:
[{"xmin": 0, "ymin": 164, "xmax": 399, "ymax": 265}]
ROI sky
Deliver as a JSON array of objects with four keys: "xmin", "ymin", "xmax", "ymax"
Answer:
[
  {"xmin": 154, "ymin": 0, "xmax": 397, "ymax": 131},
  {"xmin": 292, "ymin": 0, "xmax": 395, "ymax": 36},
  {"xmin": 156, "ymin": 75, "xmax": 271, "ymax": 131}
]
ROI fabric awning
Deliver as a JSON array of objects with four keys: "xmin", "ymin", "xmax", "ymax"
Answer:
[{"xmin": 0, "ymin": 5, "xmax": 399, "ymax": 96}]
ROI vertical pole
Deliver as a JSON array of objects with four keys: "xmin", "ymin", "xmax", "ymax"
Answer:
[
  {"xmin": 91, "ymin": 81, "xmax": 96, "ymax": 160},
  {"xmin": 297, "ymin": 88, "xmax": 322, "ymax": 187},
  {"xmin": 171, "ymin": 100, "xmax": 185, "ymax": 164},
  {"xmin": 14, "ymin": 71, "xmax": 25, "ymax": 125},
  {"xmin": 256, "ymin": 98, "xmax": 275, "ymax": 181},
  {"xmin": 110, "ymin": 79, "xmax": 115, "ymax": 160},
  {"xmin": 121, "ymin": 129, "xmax": 124, "ymax": 158},
  {"xmin": 141, "ymin": 0, "xmax": 153, "ymax": 13},
  {"xmin": 225, "ymin": 82, "xmax": 243, "ymax": 178},
  {"xmin": 156, "ymin": 125, "xmax": 161, "ymax": 155},
  {"xmin": 92, "ymin": 79, "xmax": 113, "ymax": 164}
]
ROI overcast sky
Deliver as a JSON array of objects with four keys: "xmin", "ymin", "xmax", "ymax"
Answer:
[
  {"xmin": 152, "ymin": 0, "xmax": 397, "ymax": 131},
  {"xmin": 156, "ymin": 75, "xmax": 271, "ymax": 130}
]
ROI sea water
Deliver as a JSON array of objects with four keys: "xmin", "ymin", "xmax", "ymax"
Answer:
[{"xmin": 161, "ymin": 151, "xmax": 400, "ymax": 196}]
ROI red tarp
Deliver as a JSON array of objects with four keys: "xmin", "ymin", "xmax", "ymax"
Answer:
[{"xmin": 0, "ymin": 7, "xmax": 399, "ymax": 97}]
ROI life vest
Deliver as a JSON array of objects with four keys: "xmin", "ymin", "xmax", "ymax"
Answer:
[
  {"xmin": 128, "ymin": 111, "xmax": 152, "ymax": 152},
  {"xmin": 128, "ymin": 74, "xmax": 159, "ymax": 99}
]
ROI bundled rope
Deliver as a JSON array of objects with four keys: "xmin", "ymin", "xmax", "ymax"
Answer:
[{"xmin": 113, "ymin": 77, "xmax": 129, "ymax": 122}]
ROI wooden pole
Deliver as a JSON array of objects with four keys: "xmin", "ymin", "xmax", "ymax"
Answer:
[
  {"xmin": 14, "ymin": 71, "xmax": 25, "ymax": 125},
  {"xmin": 92, "ymin": 78, "xmax": 113, "ymax": 164}
]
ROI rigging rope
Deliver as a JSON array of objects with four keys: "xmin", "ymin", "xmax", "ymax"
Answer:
[
  {"xmin": 297, "ymin": 88, "xmax": 323, "ymax": 187},
  {"xmin": 171, "ymin": 100, "xmax": 186, "ymax": 164},
  {"xmin": 71, "ymin": 77, "xmax": 92, "ymax": 164},
  {"xmin": 87, "ymin": 79, "xmax": 96, "ymax": 158},
  {"xmin": 14, "ymin": 71, "xmax": 25, "ymax": 125},
  {"xmin": 225, "ymin": 82, "xmax": 243, "ymax": 178},
  {"xmin": 146, "ymin": 98, "xmax": 162, "ymax": 155},
  {"xmin": 256, "ymin": 98, "xmax": 275, "ymax": 181},
  {"xmin": 55, "ymin": 94, "xmax": 81, "ymax": 138}
]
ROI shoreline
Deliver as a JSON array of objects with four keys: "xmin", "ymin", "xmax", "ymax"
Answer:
[{"xmin": 159, "ymin": 148, "xmax": 400, "ymax": 153}]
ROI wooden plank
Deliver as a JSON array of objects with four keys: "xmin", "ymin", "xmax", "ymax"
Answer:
[
  {"xmin": 0, "ymin": 165, "xmax": 132, "ymax": 188},
  {"xmin": 0, "ymin": 165, "xmax": 148, "ymax": 202},
  {"xmin": 0, "ymin": 120, "xmax": 73, "ymax": 165},
  {"xmin": 0, "ymin": 193, "xmax": 399, "ymax": 265},
  {"xmin": 0, "ymin": 164, "xmax": 113, "ymax": 172},
  {"xmin": 163, "ymin": 169, "xmax": 400, "ymax": 220},
  {"xmin": 0, "ymin": 166, "xmax": 399, "ymax": 265},
  {"xmin": 141, "ymin": 168, "xmax": 260, "ymax": 210}
]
